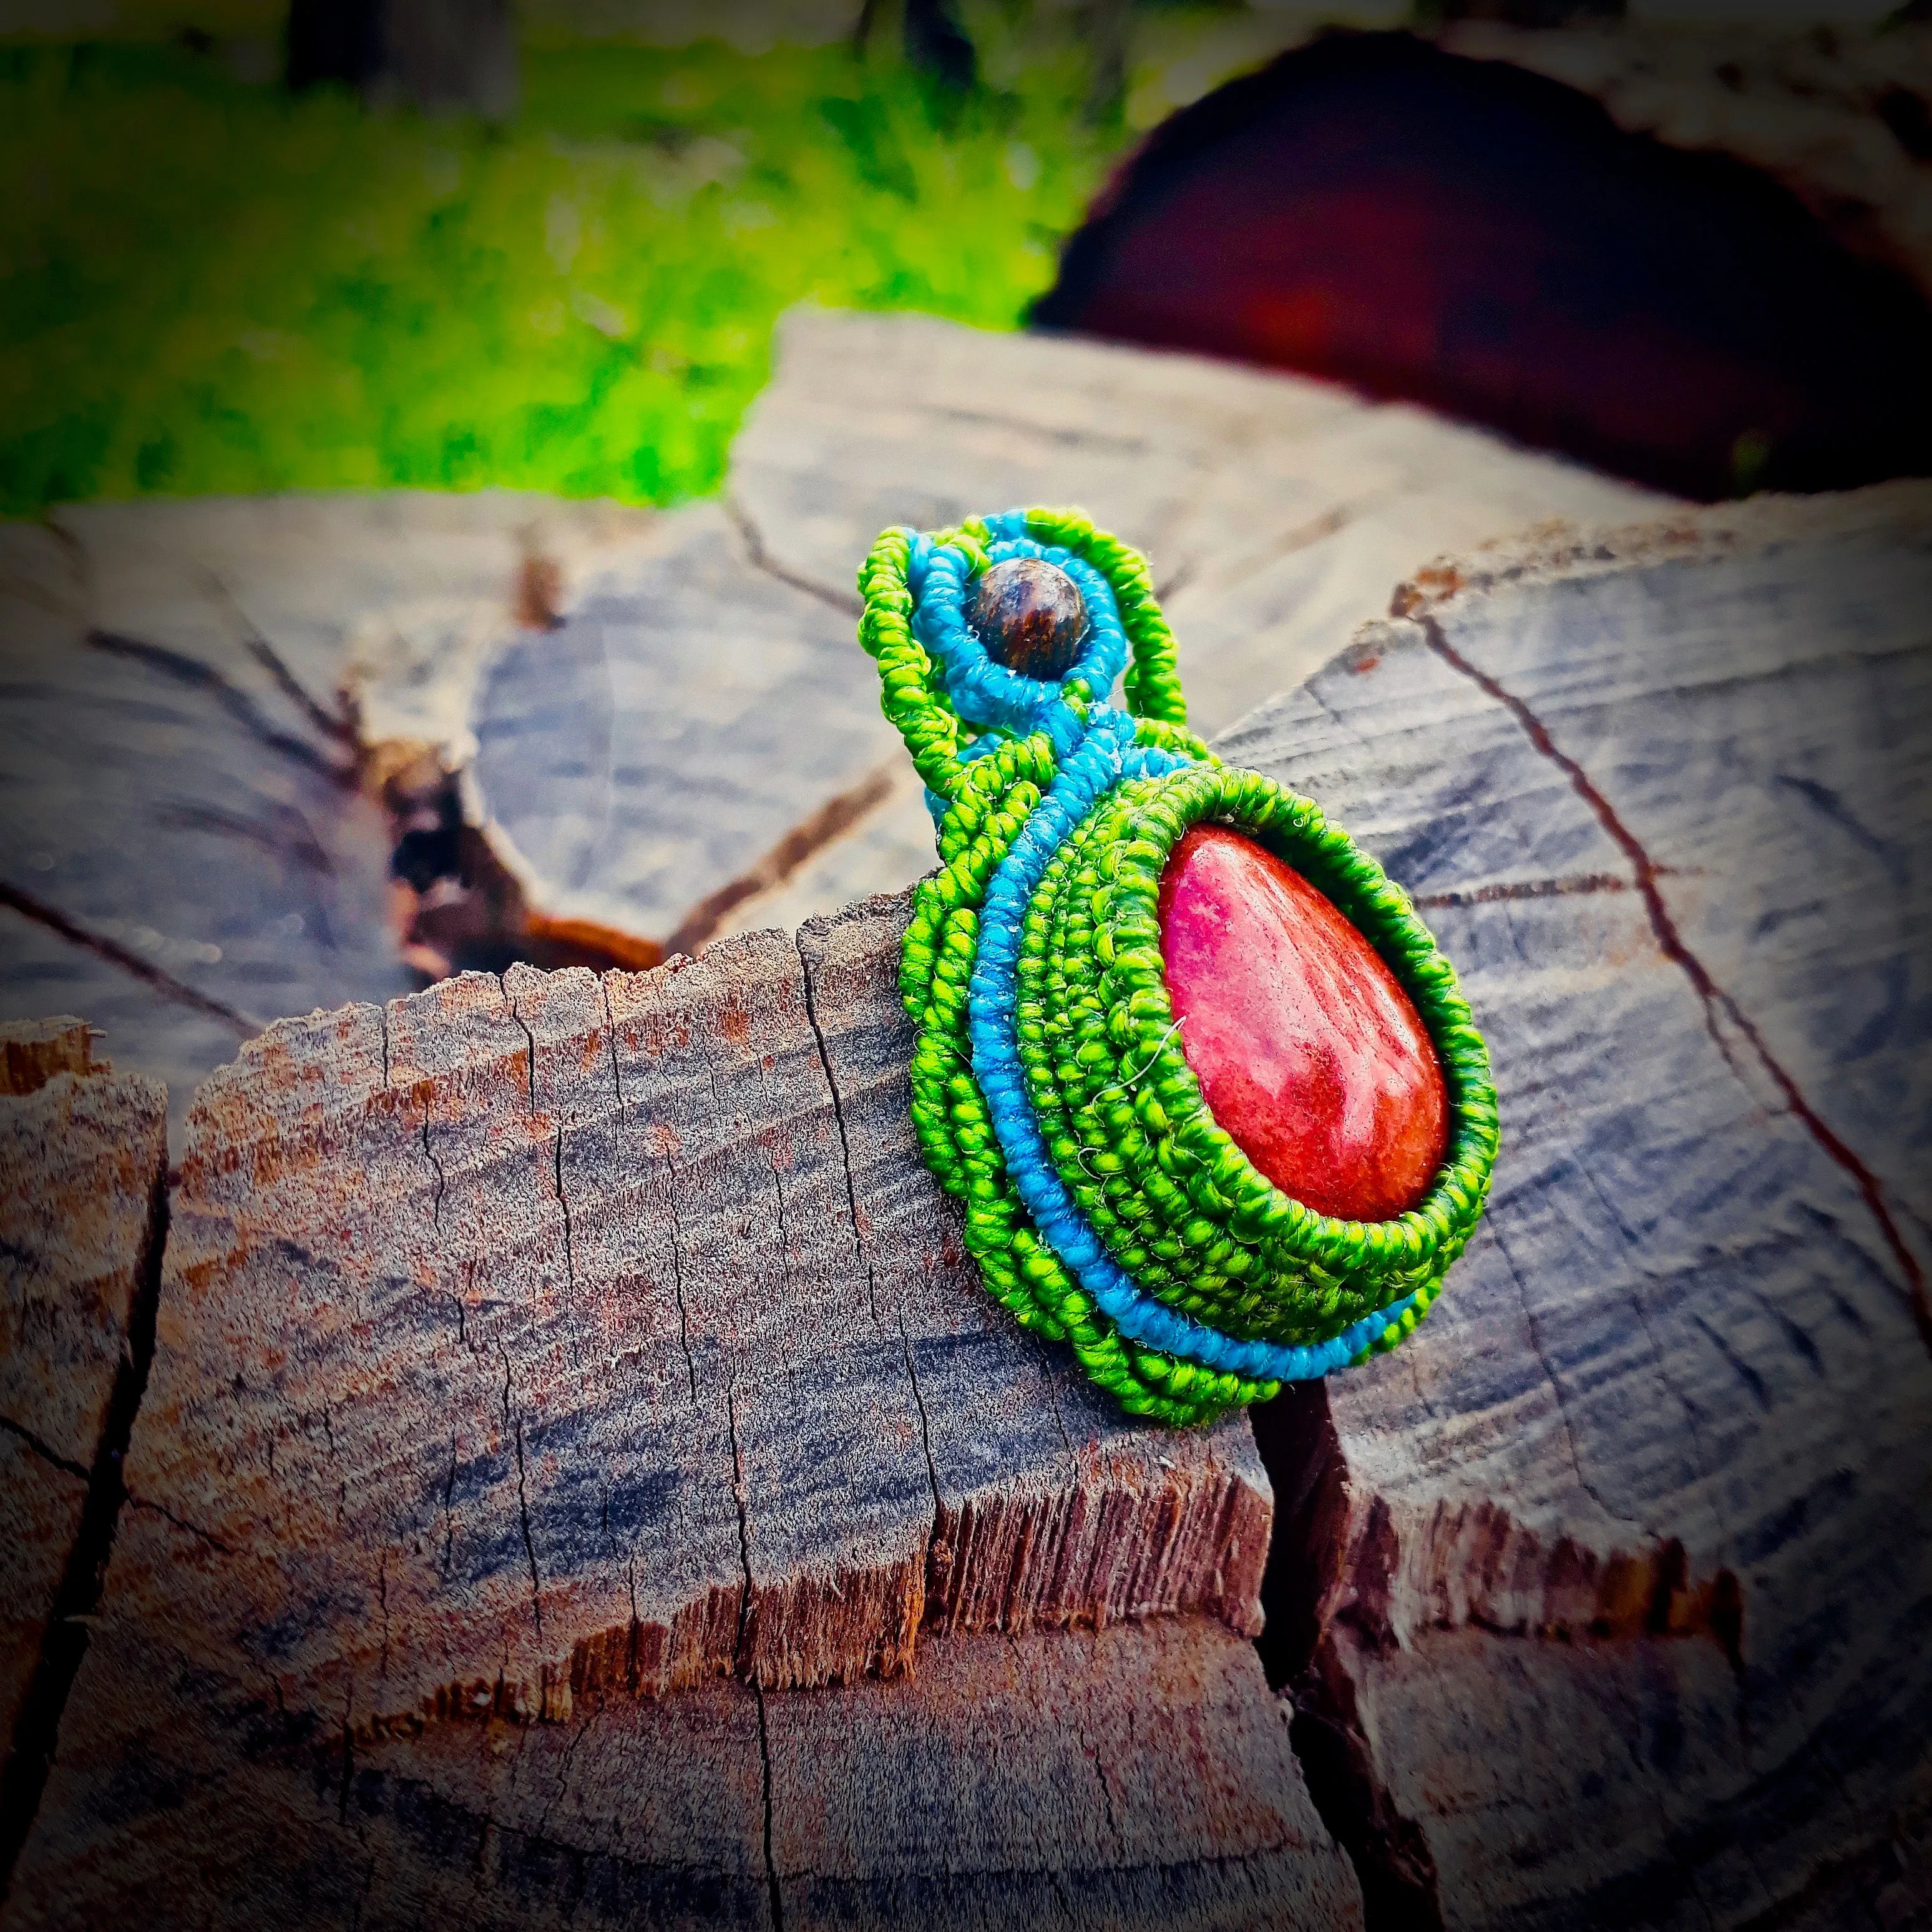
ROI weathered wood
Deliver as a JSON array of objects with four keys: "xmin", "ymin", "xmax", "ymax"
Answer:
[
  {"xmin": 0, "ymin": 495, "xmax": 651, "ymax": 1148},
  {"xmin": 1226, "ymin": 483, "xmax": 1932, "ymax": 1928},
  {"xmin": 475, "ymin": 308, "xmax": 1661, "ymax": 950},
  {"xmin": 8, "ymin": 1619, "xmax": 1360, "ymax": 1931},
  {"xmin": 469, "ymin": 501, "xmax": 894, "ymax": 945},
  {"xmin": 728, "ymin": 307, "xmax": 1664, "ymax": 737},
  {"xmin": 2, "ymin": 324, "xmax": 1659, "ymax": 1131},
  {"xmin": 4, "ymin": 892, "xmax": 1314, "ymax": 1926},
  {"xmin": 9, "ymin": 476, "xmax": 1927, "ymax": 1925},
  {"xmin": 0, "ymin": 1020, "xmax": 167, "ymax": 1873},
  {"xmin": 0, "ymin": 1022, "xmax": 164, "ymax": 1471}
]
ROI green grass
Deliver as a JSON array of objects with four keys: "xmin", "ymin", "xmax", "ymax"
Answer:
[{"xmin": 0, "ymin": 20, "xmax": 1141, "ymax": 516}]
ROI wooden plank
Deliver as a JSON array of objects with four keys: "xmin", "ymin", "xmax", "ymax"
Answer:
[
  {"xmin": 0, "ymin": 1020, "xmax": 167, "ymax": 1879},
  {"xmin": 1222, "ymin": 482, "xmax": 1932, "ymax": 1929}
]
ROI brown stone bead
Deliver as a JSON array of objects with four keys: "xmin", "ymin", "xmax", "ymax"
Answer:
[{"xmin": 972, "ymin": 558, "xmax": 1090, "ymax": 681}]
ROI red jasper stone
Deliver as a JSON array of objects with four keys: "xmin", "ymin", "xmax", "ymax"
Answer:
[{"xmin": 1157, "ymin": 823, "xmax": 1448, "ymax": 1222}]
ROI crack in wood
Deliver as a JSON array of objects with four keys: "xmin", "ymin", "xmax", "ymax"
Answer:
[
  {"xmin": 661, "ymin": 761, "xmax": 900, "ymax": 960},
  {"xmin": 722, "ymin": 1380, "xmax": 786, "ymax": 1930},
  {"xmin": 85, "ymin": 627, "xmax": 356, "ymax": 787},
  {"xmin": 0, "ymin": 1413, "xmax": 90, "ymax": 1485},
  {"xmin": 1287, "ymin": 1634, "xmax": 1447, "ymax": 1932},
  {"xmin": 501, "ymin": 1350, "xmax": 545, "ymax": 1651},
  {"xmin": 0, "ymin": 1156, "xmax": 167, "ymax": 1906},
  {"xmin": 722, "ymin": 492, "xmax": 864, "ymax": 618},
  {"xmin": 1414, "ymin": 608, "xmax": 1932, "ymax": 1355},
  {"xmin": 120, "ymin": 1493, "xmax": 235, "ymax": 1556},
  {"xmin": 0, "ymin": 880, "xmax": 260, "ymax": 1034},
  {"xmin": 200, "ymin": 570, "xmax": 360, "ymax": 749}
]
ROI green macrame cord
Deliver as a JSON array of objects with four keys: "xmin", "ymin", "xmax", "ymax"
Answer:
[{"xmin": 859, "ymin": 507, "xmax": 1500, "ymax": 1428}]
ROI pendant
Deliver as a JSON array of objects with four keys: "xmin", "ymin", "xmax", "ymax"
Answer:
[{"xmin": 858, "ymin": 509, "xmax": 1498, "ymax": 1427}]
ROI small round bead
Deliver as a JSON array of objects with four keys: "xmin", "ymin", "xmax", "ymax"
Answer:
[{"xmin": 973, "ymin": 559, "xmax": 1090, "ymax": 682}]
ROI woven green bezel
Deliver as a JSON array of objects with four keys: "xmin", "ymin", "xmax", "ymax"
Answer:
[
  {"xmin": 1020, "ymin": 762, "xmax": 1498, "ymax": 1349},
  {"xmin": 855, "ymin": 508, "xmax": 1191, "ymax": 808},
  {"xmin": 894, "ymin": 731, "xmax": 1284, "ymax": 1427}
]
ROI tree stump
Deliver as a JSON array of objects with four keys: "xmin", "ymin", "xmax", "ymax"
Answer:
[
  {"xmin": 1234, "ymin": 483, "xmax": 1932, "ymax": 1928},
  {"xmin": 472, "ymin": 306, "xmax": 1660, "ymax": 950},
  {"xmin": 0, "ymin": 1022, "xmax": 167, "ymax": 1881},
  {"xmin": 4, "ymin": 482, "xmax": 1928, "ymax": 1928},
  {"xmin": 1, "ymin": 901, "xmax": 1361, "ymax": 1930},
  {"xmin": 0, "ymin": 317, "xmax": 1660, "ymax": 1145},
  {"xmin": 1033, "ymin": 31, "xmax": 1932, "ymax": 497}
]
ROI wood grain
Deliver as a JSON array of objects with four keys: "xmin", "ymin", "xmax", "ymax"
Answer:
[
  {"xmin": 467, "ymin": 309, "xmax": 1665, "ymax": 952},
  {"xmin": 7, "ymin": 1619, "xmax": 1359, "ymax": 1931},
  {"xmin": 0, "ymin": 1020, "xmax": 167, "ymax": 1867},
  {"xmin": 727, "ymin": 307, "xmax": 1664, "ymax": 738},
  {"xmin": 3, "ymin": 897, "xmax": 1322, "ymax": 1928},
  {"xmin": 7, "ymin": 446, "xmax": 1923, "ymax": 1931},
  {"xmin": 0, "ymin": 1020, "xmax": 165, "ymax": 1480},
  {"xmin": 1229, "ymin": 483, "xmax": 1932, "ymax": 1928},
  {"xmin": 0, "ymin": 321, "xmax": 1661, "ymax": 1128},
  {"xmin": 0, "ymin": 496, "xmax": 651, "ymax": 1148},
  {"xmin": 10, "ymin": 904, "xmax": 1266, "ymax": 1768}
]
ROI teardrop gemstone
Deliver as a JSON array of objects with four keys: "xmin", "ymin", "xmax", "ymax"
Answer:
[{"xmin": 1156, "ymin": 824, "xmax": 1448, "ymax": 1222}]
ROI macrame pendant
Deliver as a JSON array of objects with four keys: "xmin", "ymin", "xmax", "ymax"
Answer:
[{"xmin": 857, "ymin": 509, "xmax": 1499, "ymax": 1428}]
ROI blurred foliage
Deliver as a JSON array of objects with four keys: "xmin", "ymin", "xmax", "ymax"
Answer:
[{"xmin": 0, "ymin": 11, "xmax": 1168, "ymax": 515}]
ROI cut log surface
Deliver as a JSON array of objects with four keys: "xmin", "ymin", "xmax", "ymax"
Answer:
[
  {"xmin": 469, "ymin": 308, "xmax": 1664, "ymax": 949},
  {"xmin": 727, "ymin": 308, "xmax": 1664, "ymax": 739},
  {"xmin": 0, "ymin": 320, "xmax": 1659, "ymax": 1139},
  {"xmin": 1030, "ymin": 31, "xmax": 1932, "ymax": 499},
  {"xmin": 0, "ymin": 496, "xmax": 652, "ymax": 1151},
  {"xmin": 10, "ymin": 1619, "xmax": 1360, "ymax": 1932},
  {"xmin": 6, "ymin": 406, "xmax": 1926, "ymax": 1928},
  {"xmin": 1229, "ymin": 483, "xmax": 1932, "ymax": 1928},
  {"xmin": 0, "ymin": 1020, "xmax": 166, "ymax": 1842},
  {"xmin": 469, "ymin": 502, "xmax": 892, "ymax": 945},
  {"xmin": 3, "ymin": 898, "xmax": 1333, "ymax": 1930}
]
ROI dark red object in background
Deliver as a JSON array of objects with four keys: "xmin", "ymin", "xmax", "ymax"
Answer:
[
  {"xmin": 1158, "ymin": 824, "xmax": 1448, "ymax": 1224},
  {"xmin": 1034, "ymin": 32, "xmax": 1932, "ymax": 500}
]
